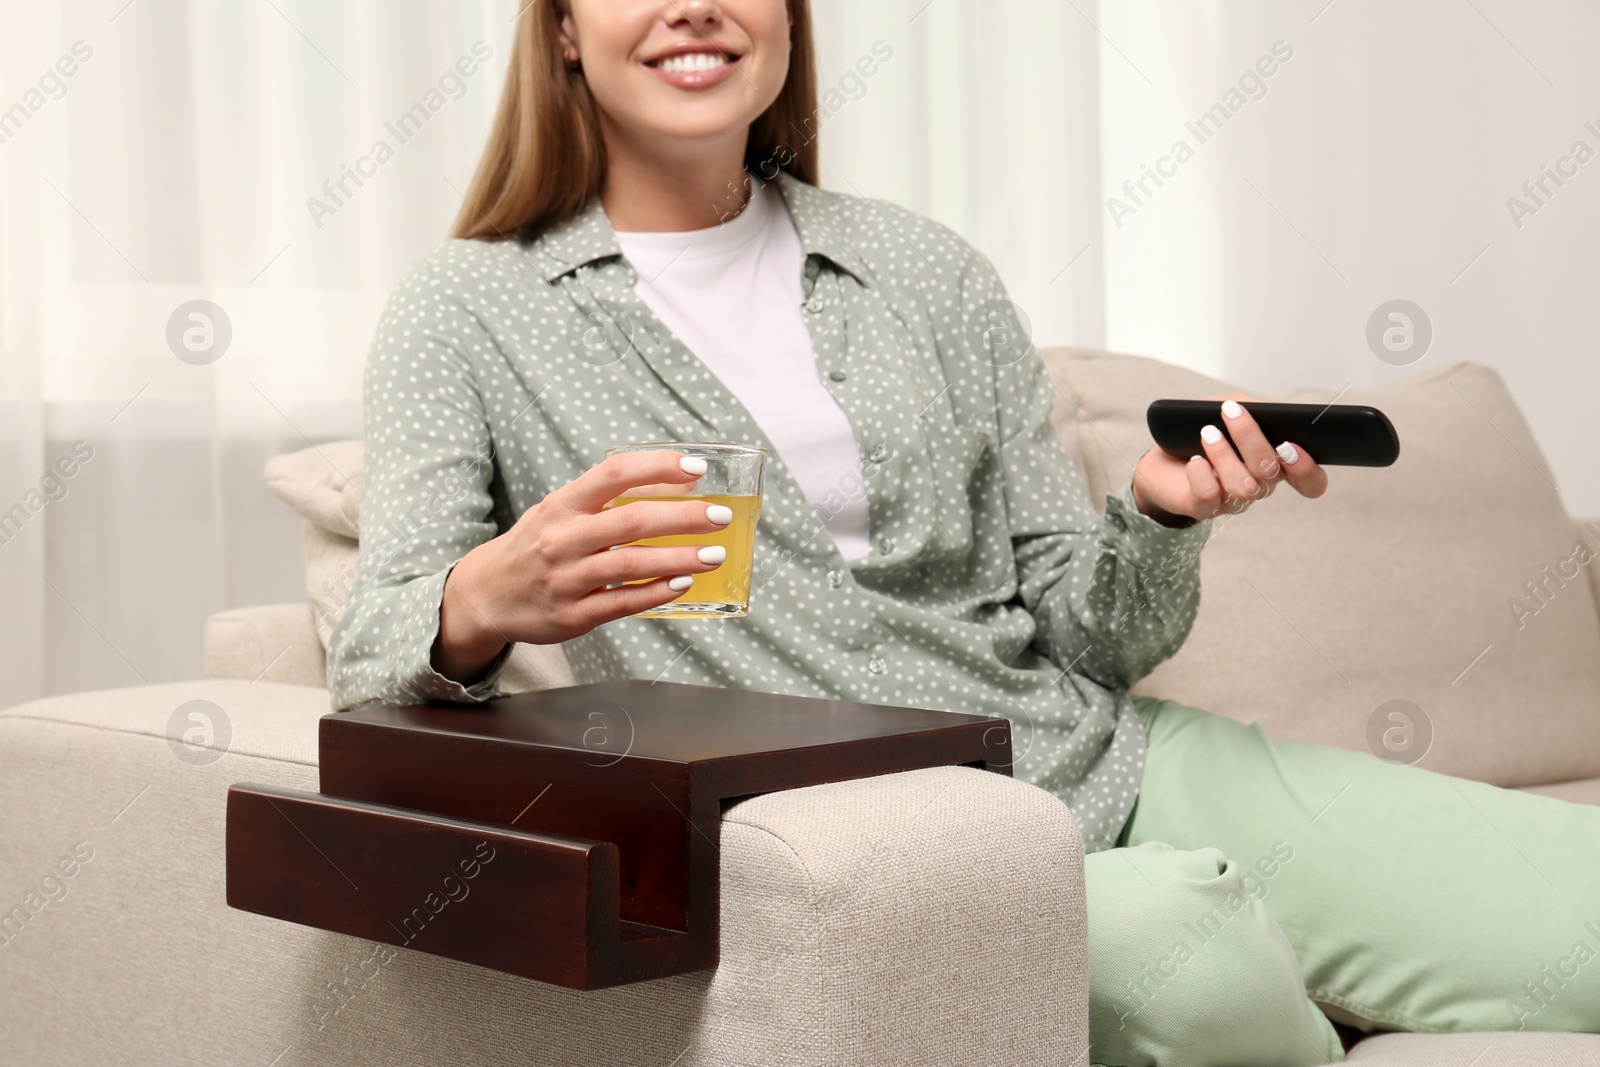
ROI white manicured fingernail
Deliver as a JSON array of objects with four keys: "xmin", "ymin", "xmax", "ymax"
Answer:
[
  {"xmin": 1276, "ymin": 441, "xmax": 1300, "ymax": 465},
  {"xmin": 706, "ymin": 504, "xmax": 733, "ymax": 524},
  {"xmin": 1221, "ymin": 399, "xmax": 1243, "ymax": 420},
  {"xmin": 668, "ymin": 575, "xmax": 694, "ymax": 591},
  {"xmin": 679, "ymin": 456, "xmax": 708, "ymax": 476},
  {"xmin": 1200, "ymin": 424, "xmax": 1223, "ymax": 445},
  {"xmin": 697, "ymin": 545, "xmax": 726, "ymax": 565}
]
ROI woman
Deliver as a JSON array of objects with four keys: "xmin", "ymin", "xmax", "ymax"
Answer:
[{"xmin": 328, "ymin": 2, "xmax": 1600, "ymax": 1063}]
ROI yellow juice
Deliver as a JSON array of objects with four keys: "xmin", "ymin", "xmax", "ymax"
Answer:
[{"xmin": 609, "ymin": 493, "xmax": 762, "ymax": 617}]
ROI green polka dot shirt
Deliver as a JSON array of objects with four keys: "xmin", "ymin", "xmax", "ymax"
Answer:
[{"xmin": 328, "ymin": 170, "xmax": 1213, "ymax": 852}]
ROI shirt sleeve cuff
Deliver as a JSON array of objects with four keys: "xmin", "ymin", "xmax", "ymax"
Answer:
[
  {"xmin": 398, "ymin": 567, "xmax": 513, "ymax": 704},
  {"xmin": 1101, "ymin": 471, "xmax": 1213, "ymax": 573}
]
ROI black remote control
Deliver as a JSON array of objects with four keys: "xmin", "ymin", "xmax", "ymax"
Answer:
[{"xmin": 1146, "ymin": 399, "xmax": 1400, "ymax": 467}]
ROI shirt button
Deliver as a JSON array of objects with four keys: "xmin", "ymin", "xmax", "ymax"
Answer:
[
  {"xmin": 868, "ymin": 656, "xmax": 887, "ymax": 674},
  {"xmin": 826, "ymin": 569, "xmax": 844, "ymax": 588},
  {"xmin": 869, "ymin": 442, "xmax": 890, "ymax": 463},
  {"xmin": 805, "ymin": 297, "xmax": 826, "ymax": 313},
  {"xmin": 828, "ymin": 369, "xmax": 847, "ymax": 382},
  {"xmin": 877, "ymin": 537, "xmax": 895, "ymax": 555}
]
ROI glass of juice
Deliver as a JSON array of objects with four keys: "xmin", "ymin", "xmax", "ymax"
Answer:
[{"xmin": 604, "ymin": 442, "xmax": 766, "ymax": 618}]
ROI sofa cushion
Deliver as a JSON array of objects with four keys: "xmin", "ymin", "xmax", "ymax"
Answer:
[
  {"xmin": 1589, "ymin": 516, "xmax": 1600, "ymax": 613},
  {"xmin": 202, "ymin": 603, "xmax": 327, "ymax": 687},
  {"xmin": 265, "ymin": 445, "xmax": 574, "ymax": 693},
  {"xmin": 264, "ymin": 439, "xmax": 364, "ymax": 540},
  {"xmin": 1345, "ymin": 1030, "xmax": 1600, "ymax": 1063},
  {"xmin": 1041, "ymin": 347, "xmax": 1600, "ymax": 788},
  {"xmin": 1521, "ymin": 776, "xmax": 1600, "ymax": 807}
]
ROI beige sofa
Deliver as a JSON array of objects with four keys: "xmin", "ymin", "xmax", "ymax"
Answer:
[{"xmin": 3, "ymin": 348, "xmax": 1598, "ymax": 1065}]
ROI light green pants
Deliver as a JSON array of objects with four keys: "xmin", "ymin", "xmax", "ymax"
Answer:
[{"xmin": 1084, "ymin": 695, "xmax": 1600, "ymax": 1067}]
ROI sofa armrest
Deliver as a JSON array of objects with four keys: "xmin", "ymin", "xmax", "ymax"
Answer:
[
  {"xmin": 713, "ymin": 765, "xmax": 1089, "ymax": 1063},
  {"xmin": 203, "ymin": 603, "xmax": 326, "ymax": 687},
  {"xmin": 0, "ymin": 680, "xmax": 1088, "ymax": 1066}
]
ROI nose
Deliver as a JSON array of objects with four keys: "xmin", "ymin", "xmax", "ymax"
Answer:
[{"xmin": 664, "ymin": 0, "xmax": 723, "ymax": 30}]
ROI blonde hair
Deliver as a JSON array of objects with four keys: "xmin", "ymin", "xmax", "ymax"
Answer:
[{"xmin": 453, "ymin": 1, "xmax": 818, "ymax": 241}]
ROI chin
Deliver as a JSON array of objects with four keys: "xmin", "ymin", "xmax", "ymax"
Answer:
[{"xmin": 631, "ymin": 103, "xmax": 763, "ymax": 149}]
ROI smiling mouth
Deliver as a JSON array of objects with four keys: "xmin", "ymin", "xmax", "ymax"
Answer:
[{"xmin": 647, "ymin": 51, "xmax": 739, "ymax": 74}]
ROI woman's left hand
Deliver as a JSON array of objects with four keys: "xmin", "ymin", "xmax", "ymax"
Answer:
[{"xmin": 1129, "ymin": 393, "xmax": 1329, "ymax": 526}]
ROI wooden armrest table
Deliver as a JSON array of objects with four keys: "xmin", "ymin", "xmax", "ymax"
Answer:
[{"xmin": 226, "ymin": 680, "xmax": 1011, "ymax": 990}]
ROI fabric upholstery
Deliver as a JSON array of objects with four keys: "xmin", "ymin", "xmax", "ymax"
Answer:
[
  {"xmin": 1041, "ymin": 347, "xmax": 1600, "ymax": 788},
  {"xmin": 264, "ymin": 439, "xmax": 363, "ymax": 540},
  {"xmin": 0, "ymin": 681, "xmax": 1087, "ymax": 1066},
  {"xmin": 1587, "ymin": 517, "xmax": 1600, "ymax": 613},
  {"xmin": 203, "ymin": 602, "xmax": 327, "ymax": 687},
  {"xmin": 1345, "ymin": 1031, "xmax": 1600, "ymax": 1064},
  {"xmin": 1521, "ymin": 776, "xmax": 1600, "ymax": 806},
  {"xmin": 301, "ymin": 521, "xmax": 359, "ymax": 649}
]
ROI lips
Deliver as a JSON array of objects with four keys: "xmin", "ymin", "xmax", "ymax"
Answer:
[{"xmin": 643, "ymin": 43, "xmax": 742, "ymax": 89}]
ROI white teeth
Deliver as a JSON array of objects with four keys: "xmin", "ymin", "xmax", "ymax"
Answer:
[{"xmin": 657, "ymin": 52, "xmax": 728, "ymax": 74}]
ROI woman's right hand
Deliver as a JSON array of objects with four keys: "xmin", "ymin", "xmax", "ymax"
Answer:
[{"xmin": 431, "ymin": 450, "xmax": 732, "ymax": 684}]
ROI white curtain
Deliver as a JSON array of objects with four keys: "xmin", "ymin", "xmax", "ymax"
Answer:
[
  {"xmin": 810, "ymin": 0, "xmax": 1106, "ymax": 347},
  {"xmin": 1, "ymin": 0, "xmax": 522, "ymax": 704}
]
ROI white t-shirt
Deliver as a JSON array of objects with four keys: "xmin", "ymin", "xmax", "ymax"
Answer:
[{"xmin": 612, "ymin": 181, "xmax": 871, "ymax": 561}]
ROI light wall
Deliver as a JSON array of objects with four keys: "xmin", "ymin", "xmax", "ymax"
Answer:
[{"xmin": 1094, "ymin": 0, "xmax": 1600, "ymax": 516}]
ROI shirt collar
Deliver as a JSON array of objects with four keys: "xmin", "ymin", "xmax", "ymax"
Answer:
[
  {"xmin": 527, "ymin": 197, "xmax": 622, "ymax": 282},
  {"xmin": 768, "ymin": 170, "xmax": 871, "ymax": 284},
  {"xmin": 526, "ymin": 169, "xmax": 870, "ymax": 285}
]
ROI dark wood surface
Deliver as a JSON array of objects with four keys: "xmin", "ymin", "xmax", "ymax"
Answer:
[{"xmin": 227, "ymin": 680, "xmax": 1011, "ymax": 990}]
